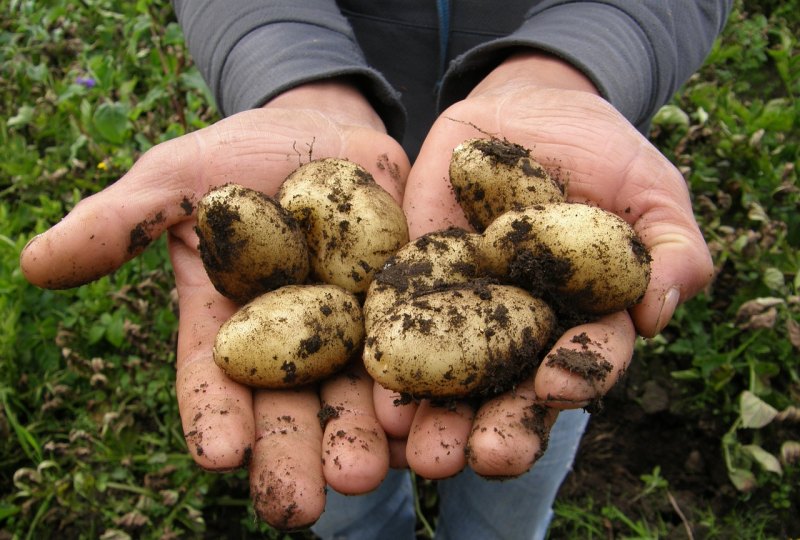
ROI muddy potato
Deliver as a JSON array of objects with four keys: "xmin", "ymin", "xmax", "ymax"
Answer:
[
  {"xmin": 481, "ymin": 203, "xmax": 651, "ymax": 315},
  {"xmin": 214, "ymin": 285, "xmax": 364, "ymax": 388},
  {"xmin": 363, "ymin": 228, "xmax": 482, "ymax": 332},
  {"xmin": 364, "ymin": 283, "xmax": 555, "ymax": 398},
  {"xmin": 196, "ymin": 184, "xmax": 310, "ymax": 305},
  {"xmin": 449, "ymin": 138, "xmax": 565, "ymax": 231},
  {"xmin": 277, "ymin": 158, "xmax": 409, "ymax": 295}
]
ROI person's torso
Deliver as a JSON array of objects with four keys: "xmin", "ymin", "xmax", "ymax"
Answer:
[{"xmin": 338, "ymin": 0, "xmax": 534, "ymax": 156}]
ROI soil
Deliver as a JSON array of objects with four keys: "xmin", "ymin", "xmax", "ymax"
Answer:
[
  {"xmin": 546, "ymin": 347, "xmax": 613, "ymax": 383},
  {"xmin": 128, "ymin": 210, "xmax": 165, "ymax": 255},
  {"xmin": 552, "ymin": 353, "xmax": 799, "ymax": 539}
]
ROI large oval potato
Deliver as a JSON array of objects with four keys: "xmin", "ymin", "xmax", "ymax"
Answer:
[
  {"xmin": 481, "ymin": 203, "xmax": 651, "ymax": 314},
  {"xmin": 214, "ymin": 285, "xmax": 364, "ymax": 388},
  {"xmin": 449, "ymin": 138, "xmax": 565, "ymax": 231},
  {"xmin": 364, "ymin": 283, "xmax": 555, "ymax": 398},
  {"xmin": 363, "ymin": 228, "xmax": 482, "ymax": 332},
  {"xmin": 277, "ymin": 158, "xmax": 409, "ymax": 295},
  {"xmin": 196, "ymin": 184, "xmax": 310, "ymax": 305}
]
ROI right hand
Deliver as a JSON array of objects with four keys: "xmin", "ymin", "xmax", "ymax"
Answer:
[
  {"xmin": 20, "ymin": 81, "xmax": 410, "ymax": 529},
  {"xmin": 376, "ymin": 52, "xmax": 714, "ymax": 479}
]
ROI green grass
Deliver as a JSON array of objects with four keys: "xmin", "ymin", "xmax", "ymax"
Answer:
[{"xmin": 1, "ymin": 0, "xmax": 798, "ymax": 538}]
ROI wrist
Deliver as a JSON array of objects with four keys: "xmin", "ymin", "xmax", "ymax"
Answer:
[
  {"xmin": 264, "ymin": 79, "xmax": 387, "ymax": 133},
  {"xmin": 470, "ymin": 51, "xmax": 600, "ymax": 98}
]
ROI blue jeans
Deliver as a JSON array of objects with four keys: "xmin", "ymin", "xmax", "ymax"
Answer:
[{"xmin": 311, "ymin": 408, "xmax": 589, "ymax": 540}]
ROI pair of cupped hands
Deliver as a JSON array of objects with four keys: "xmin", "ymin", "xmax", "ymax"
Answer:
[{"xmin": 20, "ymin": 52, "xmax": 713, "ymax": 529}]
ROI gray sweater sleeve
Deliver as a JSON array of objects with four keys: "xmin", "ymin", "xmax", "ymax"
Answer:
[
  {"xmin": 173, "ymin": 1, "xmax": 732, "ymax": 138},
  {"xmin": 171, "ymin": 0, "xmax": 405, "ymax": 136},
  {"xmin": 439, "ymin": 1, "xmax": 734, "ymax": 131}
]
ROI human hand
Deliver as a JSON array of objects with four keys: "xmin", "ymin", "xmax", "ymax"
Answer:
[
  {"xmin": 20, "ymin": 81, "xmax": 409, "ymax": 529},
  {"xmin": 376, "ymin": 52, "xmax": 714, "ymax": 478}
]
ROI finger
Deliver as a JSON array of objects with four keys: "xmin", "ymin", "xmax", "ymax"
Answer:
[
  {"xmin": 535, "ymin": 311, "xmax": 636, "ymax": 408},
  {"xmin": 372, "ymin": 382, "xmax": 417, "ymax": 469},
  {"xmin": 627, "ymin": 178, "xmax": 714, "ymax": 336},
  {"xmin": 320, "ymin": 363, "xmax": 389, "ymax": 494},
  {"xmin": 406, "ymin": 399, "xmax": 474, "ymax": 479},
  {"xmin": 467, "ymin": 384, "xmax": 559, "ymax": 478},
  {"xmin": 19, "ymin": 135, "xmax": 204, "ymax": 289},
  {"xmin": 170, "ymin": 229, "xmax": 255, "ymax": 470},
  {"xmin": 250, "ymin": 388, "xmax": 326, "ymax": 530},
  {"xmin": 372, "ymin": 382, "xmax": 418, "ymax": 439}
]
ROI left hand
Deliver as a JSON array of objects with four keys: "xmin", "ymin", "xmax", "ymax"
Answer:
[
  {"xmin": 376, "ymin": 52, "xmax": 714, "ymax": 478},
  {"xmin": 20, "ymin": 80, "xmax": 410, "ymax": 528}
]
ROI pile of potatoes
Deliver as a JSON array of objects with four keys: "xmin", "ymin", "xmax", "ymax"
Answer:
[
  {"xmin": 198, "ymin": 138, "xmax": 650, "ymax": 401},
  {"xmin": 196, "ymin": 159, "xmax": 408, "ymax": 388},
  {"xmin": 362, "ymin": 138, "xmax": 651, "ymax": 398}
]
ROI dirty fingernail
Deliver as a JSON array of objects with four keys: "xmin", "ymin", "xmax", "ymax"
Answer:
[{"xmin": 654, "ymin": 287, "xmax": 681, "ymax": 335}]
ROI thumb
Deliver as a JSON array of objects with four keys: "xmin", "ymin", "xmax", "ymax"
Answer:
[
  {"xmin": 20, "ymin": 135, "xmax": 200, "ymax": 289},
  {"xmin": 616, "ymin": 153, "xmax": 714, "ymax": 338},
  {"xmin": 630, "ymin": 202, "xmax": 714, "ymax": 337}
]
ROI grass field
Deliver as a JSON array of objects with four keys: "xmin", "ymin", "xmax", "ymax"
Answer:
[{"xmin": 1, "ymin": 1, "xmax": 798, "ymax": 538}]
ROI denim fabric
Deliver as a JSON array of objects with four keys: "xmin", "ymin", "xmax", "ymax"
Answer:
[{"xmin": 312, "ymin": 408, "xmax": 590, "ymax": 540}]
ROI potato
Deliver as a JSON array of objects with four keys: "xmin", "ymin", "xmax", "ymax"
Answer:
[
  {"xmin": 364, "ymin": 283, "xmax": 555, "ymax": 398},
  {"xmin": 449, "ymin": 137, "xmax": 565, "ymax": 231},
  {"xmin": 481, "ymin": 203, "xmax": 651, "ymax": 314},
  {"xmin": 196, "ymin": 184, "xmax": 310, "ymax": 305},
  {"xmin": 277, "ymin": 158, "xmax": 409, "ymax": 295},
  {"xmin": 214, "ymin": 285, "xmax": 364, "ymax": 388},
  {"xmin": 363, "ymin": 228, "xmax": 482, "ymax": 332}
]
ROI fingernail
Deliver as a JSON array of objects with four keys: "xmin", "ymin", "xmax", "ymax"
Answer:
[
  {"xmin": 22, "ymin": 233, "xmax": 41, "ymax": 254},
  {"xmin": 654, "ymin": 286, "xmax": 681, "ymax": 335}
]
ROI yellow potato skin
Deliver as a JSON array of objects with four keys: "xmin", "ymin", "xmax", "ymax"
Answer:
[
  {"xmin": 449, "ymin": 138, "xmax": 565, "ymax": 231},
  {"xmin": 196, "ymin": 184, "xmax": 310, "ymax": 305},
  {"xmin": 278, "ymin": 158, "xmax": 409, "ymax": 294},
  {"xmin": 214, "ymin": 285, "xmax": 364, "ymax": 388},
  {"xmin": 481, "ymin": 203, "xmax": 651, "ymax": 314},
  {"xmin": 364, "ymin": 283, "xmax": 555, "ymax": 398},
  {"xmin": 363, "ymin": 228, "xmax": 482, "ymax": 332}
]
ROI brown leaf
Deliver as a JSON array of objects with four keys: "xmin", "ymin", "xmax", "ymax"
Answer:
[
  {"xmin": 738, "ymin": 307, "xmax": 778, "ymax": 330},
  {"xmin": 115, "ymin": 510, "xmax": 149, "ymax": 530},
  {"xmin": 787, "ymin": 318, "xmax": 800, "ymax": 350}
]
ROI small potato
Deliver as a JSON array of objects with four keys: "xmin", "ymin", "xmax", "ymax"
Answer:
[
  {"xmin": 449, "ymin": 138, "xmax": 565, "ymax": 231},
  {"xmin": 196, "ymin": 184, "xmax": 310, "ymax": 305},
  {"xmin": 214, "ymin": 285, "xmax": 364, "ymax": 388},
  {"xmin": 363, "ymin": 228, "xmax": 482, "ymax": 332},
  {"xmin": 364, "ymin": 283, "xmax": 555, "ymax": 398},
  {"xmin": 481, "ymin": 203, "xmax": 651, "ymax": 315},
  {"xmin": 278, "ymin": 158, "xmax": 409, "ymax": 295}
]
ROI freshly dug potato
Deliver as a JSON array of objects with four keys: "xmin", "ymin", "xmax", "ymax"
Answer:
[
  {"xmin": 481, "ymin": 203, "xmax": 651, "ymax": 315},
  {"xmin": 196, "ymin": 184, "xmax": 310, "ymax": 305},
  {"xmin": 277, "ymin": 158, "xmax": 409, "ymax": 295},
  {"xmin": 449, "ymin": 137, "xmax": 565, "ymax": 231},
  {"xmin": 214, "ymin": 285, "xmax": 363, "ymax": 388},
  {"xmin": 363, "ymin": 228, "xmax": 482, "ymax": 332},
  {"xmin": 364, "ymin": 283, "xmax": 555, "ymax": 398}
]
